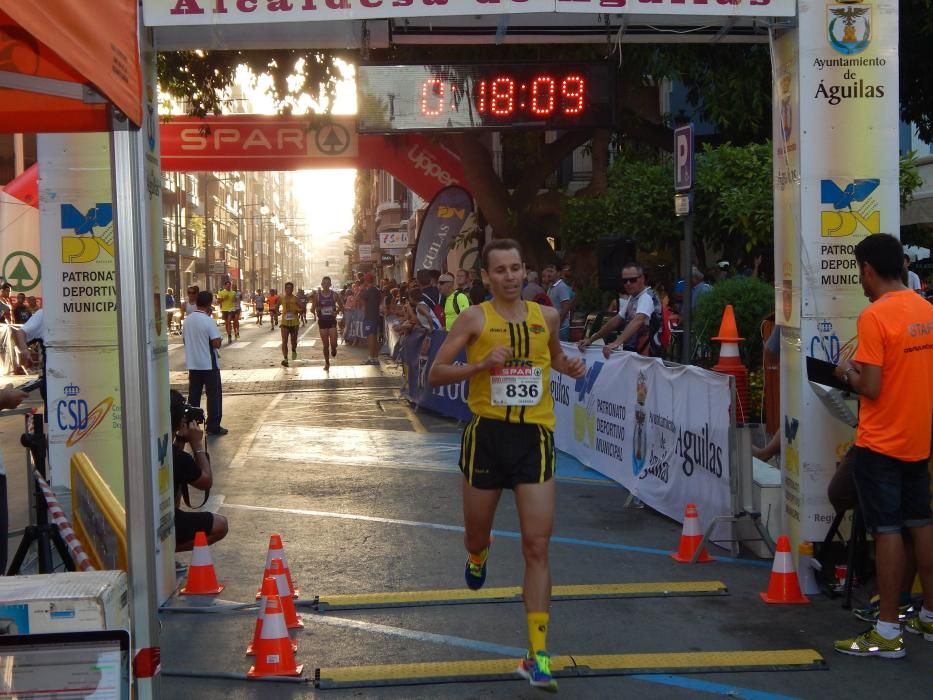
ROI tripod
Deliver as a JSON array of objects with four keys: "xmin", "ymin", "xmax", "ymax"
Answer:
[{"xmin": 6, "ymin": 403, "xmax": 73, "ymax": 575}]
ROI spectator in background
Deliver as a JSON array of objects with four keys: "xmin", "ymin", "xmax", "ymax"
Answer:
[
  {"xmin": 542, "ymin": 264, "xmax": 572, "ymax": 340},
  {"xmin": 361, "ymin": 273, "xmax": 383, "ymax": 365},
  {"xmin": 522, "ymin": 270, "xmax": 546, "ymax": 302},
  {"xmin": 183, "ymin": 291, "xmax": 226, "ymax": 436},
  {"xmin": 25, "ymin": 296, "xmax": 39, "ymax": 314},
  {"xmin": 904, "ymin": 254, "xmax": 922, "ymax": 292},
  {"xmin": 468, "ymin": 279, "xmax": 488, "ymax": 306},
  {"xmin": 11, "ymin": 293, "xmax": 31, "ymax": 325},
  {"xmin": 690, "ymin": 266, "xmax": 713, "ymax": 309},
  {"xmin": 441, "ymin": 273, "xmax": 470, "ymax": 330},
  {"xmin": 456, "ymin": 268, "xmax": 471, "ymax": 294},
  {"xmin": 0, "ymin": 283, "xmax": 12, "ymax": 322}
]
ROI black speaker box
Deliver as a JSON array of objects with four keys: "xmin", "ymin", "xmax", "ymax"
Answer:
[{"xmin": 596, "ymin": 237, "xmax": 637, "ymax": 291}]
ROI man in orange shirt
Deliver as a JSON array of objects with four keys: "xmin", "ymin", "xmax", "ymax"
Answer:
[{"xmin": 833, "ymin": 234, "xmax": 933, "ymax": 659}]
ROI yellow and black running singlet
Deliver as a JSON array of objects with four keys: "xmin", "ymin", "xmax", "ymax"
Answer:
[{"xmin": 466, "ymin": 301, "xmax": 554, "ymax": 430}]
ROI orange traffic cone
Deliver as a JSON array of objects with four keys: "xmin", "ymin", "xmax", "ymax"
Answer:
[
  {"xmin": 760, "ymin": 535, "xmax": 810, "ymax": 604},
  {"xmin": 255, "ymin": 534, "xmax": 299, "ymax": 599},
  {"xmin": 246, "ymin": 576, "xmax": 298, "ymax": 656},
  {"xmin": 270, "ymin": 558, "xmax": 303, "ymax": 629},
  {"xmin": 671, "ymin": 503, "xmax": 713, "ymax": 563},
  {"xmin": 246, "ymin": 591, "xmax": 303, "ymax": 678},
  {"xmin": 180, "ymin": 531, "xmax": 224, "ymax": 595},
  {"xmin": 711, "ymin": 305, "xmax": 750, "ymax": 422}
]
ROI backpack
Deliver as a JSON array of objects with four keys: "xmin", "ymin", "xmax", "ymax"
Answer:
[
  {"xmin": 423, "ymin": 292, "xmax": 445, "ymax": 329},
  {"xmin": 646, "ymin": 290, "xmax": 671, "ymax": 357}
]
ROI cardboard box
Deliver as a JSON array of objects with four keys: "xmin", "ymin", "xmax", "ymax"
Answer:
[{"xmin": 0, "ymin": 570, "xmax": 127, "ymax": 635}]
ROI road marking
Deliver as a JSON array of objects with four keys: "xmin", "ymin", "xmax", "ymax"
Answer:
[
  {"xmin": 168, "ymin": 344, "xmax": 183, "ymax": 352},
  {"xmin": 226, "ymin": 341, "xmax": 252, "ymax": 349},
  {"xmin": 228, "ymin": 394, "xmax": 285, "ymax": 469},
  {"xmin": 401, "ymin": 402, "xmax": 427, "ymax": 434}
]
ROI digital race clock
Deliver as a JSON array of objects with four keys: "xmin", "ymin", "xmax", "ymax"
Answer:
[{"xmin": 357, "ymin": 63, "xmax": 613, "ymax": 133}]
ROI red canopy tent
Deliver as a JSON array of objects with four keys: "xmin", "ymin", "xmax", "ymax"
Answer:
[{"xmin": 0, "ymin": 0, "xmax": 142, "ymax": 131}]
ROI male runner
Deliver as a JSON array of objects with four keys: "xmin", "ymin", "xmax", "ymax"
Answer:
[
  {"xmin": 252, "ymin": 289, "xmax": 265, "ymax": 326},
  {"xmin": 267, "ymin": 289, "xmax": 280, "ymax": 330},
  {"xmin": 313, "ymin": 276, "xmax": 341, "ymax": 371},
  {"xmin": 297, "ymin": 288, "xmax": 308, "ymax": 326},
  {"xmin": 429, "ymin": 239, "xmax": 586, "ymax": 692},
  {"xmin": 216, "ymin": 280, "xmax": 236, "ymax": 345},
  {"xmin": 278, "ymin": 282, "xmax": 301, "ymax": 366}
]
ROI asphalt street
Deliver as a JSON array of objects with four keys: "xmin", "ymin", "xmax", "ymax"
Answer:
[{"xmin": 2, "ymin": 314, "xmax": 930, "ymax": 698}]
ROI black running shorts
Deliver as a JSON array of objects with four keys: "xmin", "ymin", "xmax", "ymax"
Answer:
[
  {"xmin": 459, "ymin": 416, "xmax": 555, "ymax": 490},
  {"xmin": 318, "ymin": 318, "xmax": 336, "ymax": 330},
  {"xmin": 175, "ymin": 509, "xmax": 214, "ymax": 548}
]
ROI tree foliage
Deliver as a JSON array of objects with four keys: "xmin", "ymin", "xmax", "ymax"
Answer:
[{"xmin": 900, "ymin": 0, "xmax": 933, "ymax": 142}]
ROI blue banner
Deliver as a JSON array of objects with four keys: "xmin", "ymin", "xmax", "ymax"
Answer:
[
  {"xmin": 413, "ymin": 185, "xmax": 473, "ymax": 272},
  {"xmin": 400, "ymin": 327, "xmax": 471, "ymax": 422}
]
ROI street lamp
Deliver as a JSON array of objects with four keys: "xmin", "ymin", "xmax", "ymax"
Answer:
[{"xmin": 238, "ymin": 202, "xmax": 270, "ymax": 291}]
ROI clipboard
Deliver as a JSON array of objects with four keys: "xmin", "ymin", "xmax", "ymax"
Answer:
[
  {"xmin": 805, "ymin": 356, "xmax": 850, "ymax": 392},
  {"xmin": 805, "ymin": 356, "xmax": 858, "ymax": 427}
]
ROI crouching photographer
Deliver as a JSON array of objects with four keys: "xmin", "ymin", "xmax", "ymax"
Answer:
[{"xmin": 170, "ymin": 390, "xmax": 228, "ymax": 552}]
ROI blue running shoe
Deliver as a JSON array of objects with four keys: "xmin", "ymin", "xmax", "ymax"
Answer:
[
  {"xmin": 517, "ymin": 650, "xmax": 558, "ymax": 693},
  {"xmin": 464, "ymin": 546, "xmax": 489, "ymax": 590}
]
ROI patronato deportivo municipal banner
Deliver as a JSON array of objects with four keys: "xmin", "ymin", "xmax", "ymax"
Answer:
[
  {"xmin": 552, "ymin": 346, "xmax": 733, "ymax": 544},
  {"xmin": 143, "ymin": 0, "xmax": 795, "ymax": 25},
  {"xmin": 400, "ymin": 327, "xmax": 471, "ymax": 422}
]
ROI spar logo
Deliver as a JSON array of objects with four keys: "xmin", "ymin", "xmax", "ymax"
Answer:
[
  {"xmin": 56, "ymin": 383, "xmax": 115, "ymax": 448},
  {"xmin": 407, "ymin": 145, "xmax": 458, "ymax": 187},
  {"xmin": 820, "ymin": 178, "xmax": 880, "ymax": 237}
]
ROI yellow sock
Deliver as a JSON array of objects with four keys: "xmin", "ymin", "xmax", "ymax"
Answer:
[
  {"xmin": 527, "ymin": 612, "xmax": 549, "ymax": 654},
  {"xmin": 468, "ymin": 546, "xmax": 488, "ymax": 566}
]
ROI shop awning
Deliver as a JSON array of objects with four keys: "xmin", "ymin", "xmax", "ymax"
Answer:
[{"xmin": 0, "ymin": 1, "xmax": 141, "ymax": 132}]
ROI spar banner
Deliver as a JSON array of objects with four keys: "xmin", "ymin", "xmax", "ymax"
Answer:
[
  {"xmin": 143, "ymin": 0, "xmax": 794, "ymax": 25},
  {"xmin": 0, "ymin": 169, "xmax": 43, "ymax": 303},
  {"xmin": 400, "ymin": 327, "xmax": 471, "ymax": 422},
  {"xmin": 552, "ymin": 346, "xmax": 734, "ymax": 544},
  {"xmin": 414, "ymin": 185, "xmax": 473, "ymax": 273}
]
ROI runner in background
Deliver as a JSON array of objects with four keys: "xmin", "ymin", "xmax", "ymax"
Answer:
[
  {"xmin": 267, "ymin": 288, "xmax": 280, "ymax": 331},
  {"xmin": 278, "ymin": 282, "xmax": 301, "ymax": 367},
  {"xmin": 231, "ymin": 284, "xmax": 242, "ymax": 340},
  {"xmin": 428, "ymin": 238, "xmax": 586, "ymax": 693},
  {"xmin": 313, "ymin": 276, "xmax": 341, "ymax": 371},
  {"xmin": 252, "ymin": 289, "xmax": 265, "ymax": 326},
  {"xmin": 216, "ymin": 280, "xmax": 236, "ymax": 345},
  {"xmin": 297, "ymin": 288, "xmax": 308, "ymax": 326}
]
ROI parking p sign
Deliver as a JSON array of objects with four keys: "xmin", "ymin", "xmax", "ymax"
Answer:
[{"xmin": 674, "ymin": 124, "xmax": 694, "ymax": 192}]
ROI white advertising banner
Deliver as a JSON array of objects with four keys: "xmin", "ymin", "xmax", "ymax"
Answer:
[
  {"xmin": 555, "ymin": 0, "xmax": 795, "ymax": 18},
  {"xmin": 39, "ymin": 135, "xmax": 118, "ymax": 347},
  {"xmin": 39, "ymin": 133, "xmax": 125, "ymax": 500},
  {"xmin": 778, "ymin": 0, "xmax": 899, "ymax": 545},
  {"xmin": 552, "ymin": 347, "xmax": 734, "ymax": 546},
  {"xmin": 0, "ymin": 191, "xmax": 42, "ymax": 303},
  {"xmin": 143, "ymin": 0, "xmax": 795, "ymax": 25},
  {"xmin": 144, "ymin": 0, "xmax": 553, "ymax": 25}
]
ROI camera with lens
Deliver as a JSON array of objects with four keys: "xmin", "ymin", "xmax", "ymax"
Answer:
[{"xmin": 183, "ymin": 404, "xmax": 205, "ymax": 424}]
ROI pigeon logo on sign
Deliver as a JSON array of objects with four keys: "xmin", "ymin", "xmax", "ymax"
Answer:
[
  {"xmin": 60, "ymin": 203, "xmax": 115, "ymax": 262},
  {"xmin": 408, "ymin": 145, "xmax": 458, "ymax": 187}
]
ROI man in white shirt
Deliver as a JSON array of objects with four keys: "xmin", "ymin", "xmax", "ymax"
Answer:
[
  {"xmin": 183, "ymin": 291, "xmax": 226, "ymax": 436},
  {"xmin": 577, "ymin": 263, "xmax": 656, "ymax": 358},
  {"xmin": 904, "ymin": 254, "xmax": 922, "ymax": 292},
  {"xmin": 542, "ymin": 264, "xmax": 572, "ymax": 339}
]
